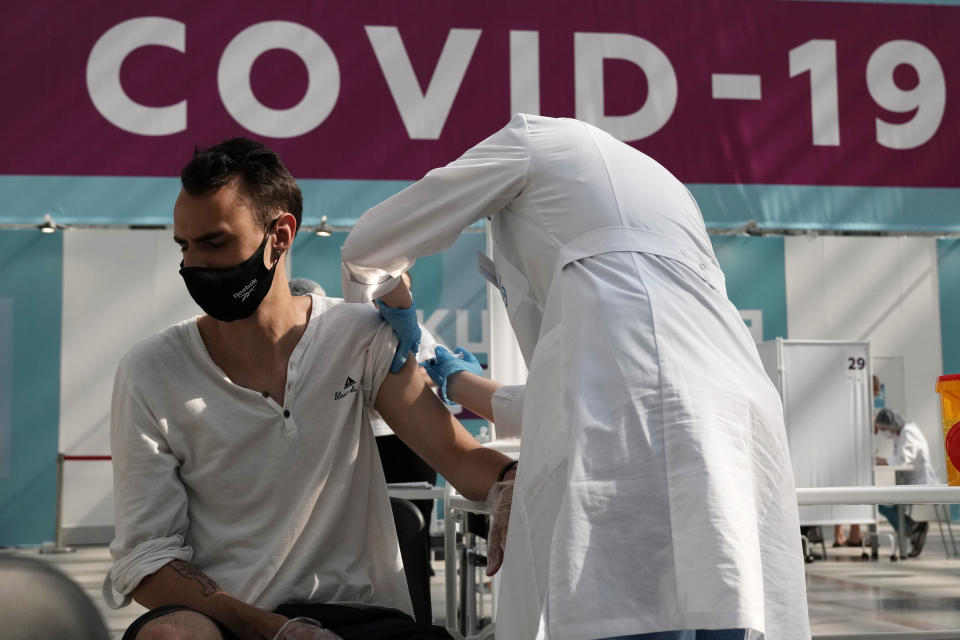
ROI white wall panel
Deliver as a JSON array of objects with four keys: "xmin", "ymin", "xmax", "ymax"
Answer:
[
  {"xmin": 785, "ymin": 236, "xmax": 945, "ymax": 480},
  {"xmin": 59, "ymin": 229, "xmax": 198, "ymax": 530}
]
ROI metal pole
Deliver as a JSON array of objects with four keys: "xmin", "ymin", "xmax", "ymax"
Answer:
[
  {"xmin": 40, "ymin": 453, "xmax": 73, "ymax": 554},
  {"xmin": 444, "ymin": 487, "xmax": 458, "ymax": 630}
]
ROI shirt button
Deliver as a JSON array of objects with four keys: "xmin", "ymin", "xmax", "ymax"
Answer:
[
  {"xmin": 680, "ymin": 249, "xmax": 688, "ymax": 255},
  {"xmin": 283, "ymin": 409, "xmax": 291, "ymax": 418},
  {"xmin": 699, "ymin": 263, "xmax": 706, "ymax": 270}
]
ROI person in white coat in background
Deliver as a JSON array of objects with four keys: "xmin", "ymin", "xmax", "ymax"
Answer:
[
  {"xmin": 874, "ymin": 408, "xmax": 939, "ymax": 557},
  {"xmin": 341, "ymin": 114, "xmax": 810, "ymax": 640}
]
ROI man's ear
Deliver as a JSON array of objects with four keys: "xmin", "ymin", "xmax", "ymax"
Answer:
[{"xmin": 273, "ymin": 212, "xmax": 298, "ymax": 253}]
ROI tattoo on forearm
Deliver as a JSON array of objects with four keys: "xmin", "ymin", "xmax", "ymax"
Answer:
[{"xmin": 169, "ymin": 560, "xmax": 222, "ymax": 597}]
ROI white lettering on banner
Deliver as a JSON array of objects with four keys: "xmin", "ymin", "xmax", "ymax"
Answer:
[
  {"xmin": 417, "ymin": 309, "xmax": 449, "ymax": 336},
  {"xmin": 574, "ymin": 32, "xmax": 678, "ymax": 142},
  {"xmin": 867, "ymin": 40, "xmax": 945, "ymax": 150},
  {"xmin": 218, "ymin": 21, "xmax": 340, "ymax": 138},
  {"xmin": 366, "ymin": 26, "xmax": 481, "ymax": 140},
  {"xmin": 510, "ymin": 31, "xmax": 541, "ymax": 116},
  {"xmin": 86, "ymin": 18, "xmax": 950, "ymax": 151},
  {"xmin": 86, "ymin": 17, "xmax": 186, "ymax": 136},
  {"xmin": 415, "ymin": 308, "xmax": 489, "ymax": 353},
  {"xmin": 789, "ymin": 40, "xmax": 840, "ymax": 147},
  {"xmin": 790, "ymin": 38, "xmax": 945, "ymax": 149},
  {"xmin": 456, "ymin": 309, "xmax": 488, "ymax": 353}
]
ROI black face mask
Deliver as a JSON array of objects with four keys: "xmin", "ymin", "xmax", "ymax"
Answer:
[{"xmin": 179, "ymin": 221, "xmax": 279, "ymax": 322}]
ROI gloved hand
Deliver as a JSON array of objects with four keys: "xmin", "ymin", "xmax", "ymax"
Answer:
[
  {"xmin": 273, "ymin": 617, "xmax": 343, "ymax": 640},
  {"xmin": 376, "ymin": 299, "xmax": 421, "ymax": 374},
  {"xmin": 485, "ymin": 475, "xmax": 515, "ymax": 577},
  {"xmin": 420, "ymin": 346, "xmax": 482, "ymax": 404}
]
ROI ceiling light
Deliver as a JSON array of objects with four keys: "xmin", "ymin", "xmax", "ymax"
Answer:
[
  {"xmin": 39, "ymin": 214, "xmax": 57, "ymax": 234},
  {"xmin": 315, "ymin": 215, "xmax": 332, "ymax": 238}
]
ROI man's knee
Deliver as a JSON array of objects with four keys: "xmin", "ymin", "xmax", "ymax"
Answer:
[{"xmin": 134, "ymin": 610, "xmax": 224, "ymax": 640}]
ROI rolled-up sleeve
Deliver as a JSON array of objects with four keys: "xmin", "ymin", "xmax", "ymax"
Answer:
[
  {"xmin": 491, "ymin": 384, "xmax": 525, "ymax": 439},
  {"xmin": 104, "ymin": 355, "xmax": 193, "ymax": 608},
  {"xmin": 341, "ymin": 113, "xmax": 532, "ymax": 302}
]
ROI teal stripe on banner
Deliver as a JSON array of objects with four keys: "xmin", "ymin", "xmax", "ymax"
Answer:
[
  {"xmin": 0, "ymin": 176, "xmax": 181, "ymax": 226},
  {"xmin": 688, "ymin": 184, "xmax": 960, "ymax": 232},
  {"xmin": 0, "ymin": 175, "xmax": 414, "ymax": 227},
  {"xmin": 2, "ymin": 176, "xmax": 960, "ymax": 232},
  {"xmin": 0, "ymin": 230, "xmax": 62, "ymax": 545},
  {"xmin": 938, "ymin": 239, "xmax": 960, "ymax": 376}
]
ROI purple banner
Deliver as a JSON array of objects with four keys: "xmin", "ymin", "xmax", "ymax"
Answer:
[{"xmin": 1, "ymin": 1, "xmax": 957, "ymax": 186}]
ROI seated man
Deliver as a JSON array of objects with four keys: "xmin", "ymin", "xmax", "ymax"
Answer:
[
  {"xmin": 874, "ymin": 408, "xmax": 939, "ymax": 558},
  {"xmin": 104, "ymin": 138, "xmax": 513, "ymax": 640}
]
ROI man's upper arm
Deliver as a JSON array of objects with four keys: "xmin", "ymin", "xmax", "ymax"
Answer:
[{"xmin": 373, "ymin": 358, "xmax": 478, "ymax": 483}]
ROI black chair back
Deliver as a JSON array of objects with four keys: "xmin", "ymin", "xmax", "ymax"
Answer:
[{"xmin": 390, "ymin": 497, "xmax": 432, "ymax": 625}]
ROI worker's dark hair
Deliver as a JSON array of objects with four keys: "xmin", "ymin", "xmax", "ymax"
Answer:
[{"xmin": 181, "ymin": 138, "xmax": 302, "ymax": 234}]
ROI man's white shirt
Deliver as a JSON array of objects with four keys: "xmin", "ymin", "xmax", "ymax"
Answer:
[{"xmin": 105, "ymin": 294, "xmax": 412, "ymax": 614}]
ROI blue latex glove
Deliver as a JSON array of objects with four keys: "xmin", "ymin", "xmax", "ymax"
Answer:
[
  {"xmin": 421, "ymin": 346, "xmax": 483, "ymax": 405},
  {"xmin": 376, "ymin": 299, "xmax": 421, "ymax": 374}
]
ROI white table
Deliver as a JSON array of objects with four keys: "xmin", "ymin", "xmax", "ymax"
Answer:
[
  {"xmin": 799, "ymin": 483, "xmax": 960, "ymax": 560},
  {"xmin": 386, "ymin": 483, "xmax": 447, "ymax": 502}
]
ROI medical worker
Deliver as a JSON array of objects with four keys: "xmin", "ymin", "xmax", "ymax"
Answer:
[
  {"xmin": 341, "ymin": 114, "xmax": 811, "ymax": 640},
  {"xmin": 874, "ymin": 408, "xmax": 939, "ymax": 557}
]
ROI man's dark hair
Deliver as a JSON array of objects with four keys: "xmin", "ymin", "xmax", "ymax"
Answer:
[{"xmin": 181, "ymin": 138, "xmax": 303, "ymax": 233}]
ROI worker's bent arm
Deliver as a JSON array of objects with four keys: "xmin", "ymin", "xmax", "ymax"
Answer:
[
  {"xmin": 445, "ymin": 371, "xmax": 502, "ymax": 423},
  {"xmin": 376, "ymin": 359, "xmax": 512, "ymax": 501},
  {"xmin": 131, "ymin": 560, "xmax": 287, "ymax": 640}
]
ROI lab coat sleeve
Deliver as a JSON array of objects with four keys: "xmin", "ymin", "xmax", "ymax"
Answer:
[
  {"xmin": 341, "ymin": 113, "xmax": 532, "ymax": 302},
  {"xmin": 104, "ymin": 355, "xmax": 193, "ymax": 608},
  {"xmin": 890, "ymin": 425, "xmax": 922, "ymax": 468},
  {"xmin": 491, "ymin": 384, "xmax": 525, "ymax": 438}
]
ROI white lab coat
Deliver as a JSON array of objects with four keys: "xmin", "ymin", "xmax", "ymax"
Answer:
[
  {"xmin": 341, "ymin": 114, "xmax": 810, "ymax": 640},
  {"xmin": 890, "ymin": 422, "xmax": 939, "ymax": 486}
]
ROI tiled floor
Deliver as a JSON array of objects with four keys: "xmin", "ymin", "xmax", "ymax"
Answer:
[
  {"xmin": 805, "ymin": 523, "xmax": 960, "ymax": 637},
  {"xmin": 5, "ymin": 521, "xmax": 960, "ymax": 639}
]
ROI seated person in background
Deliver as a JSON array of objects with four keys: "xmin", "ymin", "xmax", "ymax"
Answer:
[
  {"xmin": 833, "ymin": 376, "xmax": 883, "ymax": 547},
  {"xmin": 288, "ymin": 277, "xmax": 325, "ymax": 297},
  {"xmin": 104, "ymin": 138, "xmax": 513, "ymax": 640},
  {"xmin": 832, "ymin": 525, "xmax": 863, "ymax": 548},
  {"xmin": 874, "ymin": 408, "xmax": 939, "ymax": 558}
]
